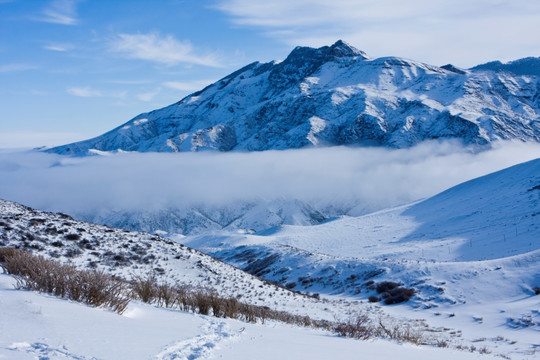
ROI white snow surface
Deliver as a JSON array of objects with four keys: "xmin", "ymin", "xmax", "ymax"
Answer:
[{"xmin": 0, "ymin": 274, "xmax": 507, "ymax": 360}]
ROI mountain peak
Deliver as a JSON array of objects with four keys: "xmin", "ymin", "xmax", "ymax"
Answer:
[
  {"xmin": 329, "ymin": 40, "xmax": 368, "ymax": 59},
  {"xmin": 285, "ymin": 40, "xmax": 368, "ymax": 63}
]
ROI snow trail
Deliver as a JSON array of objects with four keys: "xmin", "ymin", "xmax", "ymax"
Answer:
[{"xmin": 154, "ymin": 319, "xmax": 241, "ymax": 360}]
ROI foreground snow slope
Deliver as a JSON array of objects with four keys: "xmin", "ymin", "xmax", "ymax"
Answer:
[
  {"xmin": 48, "ymin": 41, "xmax": 540, "ymax": 155},
  {"xmin": 0, "ymin": 274, "xmax": 499, "ymax": 360}
]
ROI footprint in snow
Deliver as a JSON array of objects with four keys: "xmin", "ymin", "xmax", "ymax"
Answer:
[
  {"xmin": 6, "ymin": 341, "xmax": 98, "ymax": 359},
  {"xmin": 154, "ymin": 320, "xmax": 241, "ymax": 360}
]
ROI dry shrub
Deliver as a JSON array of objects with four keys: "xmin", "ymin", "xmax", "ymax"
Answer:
[
  {"xmin": 0, "ymin": 247, "xmax": 18, "ymax": 263},
  {"xmin": 382, "ymin": 287, "xmax": 415, "ymax": 305},
  {"xmin": 223, "ymin": 297, "xmax": 240, "ymax": 318},
  {"xmin": 0, "ymin": 248, "xmax": 128, "ymax": 314},
  {"xmin": 173, "ymin": 285, "xmax": 191, "ymax": 311},
  {"xmin": 334, "ymin": 313, "xmax": 373, "ymax": 339},
  {"xmin": 157, "ymin": 283, "xmax": 176, "ymax": 308},
  {"xmin": 333, "ymin": 313, "xmax": 425, "ymax": 345},
  {"xmin": 376, "ymin": 317, "xmax": 424, "ymax": 344},
  {"xmin": 131, "ymin": 274, "xmax": 157, "ymax": 303},
  {"xmin": 208, "ymin": 291, "xmax": 224, "ymax": 317},
  {"xmin": 376, "ymin": 281, "xmax": 400, "ymax": 293},
  {"xmin": 375, "ymin": 281, "xmax": 415, "ymax": 304},
  {"xmin": 194, "ymin": 289, "xmax": 212, "ymax": 315}
]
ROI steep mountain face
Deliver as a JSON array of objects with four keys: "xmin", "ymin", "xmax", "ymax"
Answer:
[{"xmin": 48, "ymin": 41, "xmax": 540, "ymax": 155}]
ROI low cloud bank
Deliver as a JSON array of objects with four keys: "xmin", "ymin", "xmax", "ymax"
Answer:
[{"xmin": 1, "ymin": 141, "xmax": 540, "ymax": 216}]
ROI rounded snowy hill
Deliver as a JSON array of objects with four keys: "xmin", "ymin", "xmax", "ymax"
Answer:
[
  {"xmin": 211, "ymin": 157, "xmax": 540, "ymax": 262},
  {"xmin": 48, "ymin": 41, "xmax": 540, "ymax": 155}
]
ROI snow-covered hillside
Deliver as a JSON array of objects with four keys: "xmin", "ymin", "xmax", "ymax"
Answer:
[
  {"xmin": 48, "ymin": 41, "xmax": 540, "ymax": 155},
  {"xmin": 180, "ymin": 157, "xmax": 540, "ymax": 304},
  {"xmin": 0, "ymin": 274, "xmax": 501, "ymax": 360},
  {"xmin": 177, "ymin": 159, "xmax": 540, "ymax": 357},
  {"xmin": 0, "ymin": 199, "xmax": 348, "ymax": 318}
]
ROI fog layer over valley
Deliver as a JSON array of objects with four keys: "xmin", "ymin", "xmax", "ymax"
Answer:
[{"xmin": 1, "ymin": 141, "xmax": 540, "ymax": 235}]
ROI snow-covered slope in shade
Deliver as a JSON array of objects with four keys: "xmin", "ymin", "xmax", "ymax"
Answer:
[{"xmin": 48, "ymin": 40, "xmax": 540, "ymax": 155}]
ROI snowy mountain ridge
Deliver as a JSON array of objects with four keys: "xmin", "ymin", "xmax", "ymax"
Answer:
[{"xmin": 48, "ymin": 40, "xmax": 540, "ymax": 155}]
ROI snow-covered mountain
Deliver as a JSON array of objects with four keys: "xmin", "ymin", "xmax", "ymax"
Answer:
[
  {"xmin": 48, "ymin": 41, "xmax": 540, "ymax": 155},
  {"xmin": 76, "ymin": 198, "xmax": 331, "ymax": 236}
]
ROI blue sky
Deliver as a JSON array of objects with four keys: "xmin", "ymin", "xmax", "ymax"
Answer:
[{"xmin": 1, "ymin": 0, "xmax": 539, "ymax": 148}]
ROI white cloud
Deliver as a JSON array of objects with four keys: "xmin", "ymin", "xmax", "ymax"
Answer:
[
  {"xmin": 1, "ymin": 141, "xmax": 540, "ymax": 215},
  {"xmin": 110, "ymin": 33, "xmax": 221, "ymax": 67},
  {"xmin": 40, "ymin": 0, "xmax": 80, "ymax": 25},
  {"xmin": 67, "ymin": 86, "xmax": 102, "ymax": 97},
  {"xmin": 216, "ymin": 0, "xmax": 540, "ymax": 67},
  {"xmin": 0, "ymin": 63, "xmax": 38, "ymax": 73},
  {"xmin": 163, "ymin": 80, "xmax": 215, "ymax": 92},
  {"xmin": 137, "ymin": 88, "xmax": 161, "ymax": 102},
  {"xmin": 105, "ymin": 79, "xmax": 152, "ymax": 85},
  {"xmin": 44, "ymin": 43, "xmax": 72, "ymax": 52},
  {"xmin": 111, "ymin": 90, "xmax": 128, "ymax": 99}
]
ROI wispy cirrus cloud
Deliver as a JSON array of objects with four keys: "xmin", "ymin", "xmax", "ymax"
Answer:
[
  {"xmin": 39, "ymin": 0, "xmax": 81, "ymax": 25},
  {"xmin": 67, "ymin": 86, "xmax": 102, "ymax": 98},
  {"xmin": 215, "ymin": 0, "xmax": 540, "ymax": 67},
  {"xmin": 0, "ymin": 63, "xmax": 38, "ymax": 73},
  {"xmin": 109, "ymin": 32, "xmax": 221, "ymax": 67},
  {"xmin": 43, "ymin": 43, "xmax": 73, "ymax": 52},
  {"xmin": 66, "ymin": 87, "xmax": 129, "ymax": 100},
  {"xmin": 163, "ymin": 79, "xmax": 216, "ymax": 92},
  {"xmin": 137, "ymin": 88, "xmax": 161, "ymax": 102}
]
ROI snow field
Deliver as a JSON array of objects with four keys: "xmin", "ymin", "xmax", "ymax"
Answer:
[{"xmin": 0, "ymin": 274, "xmax": 501, "ymax": 360}]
